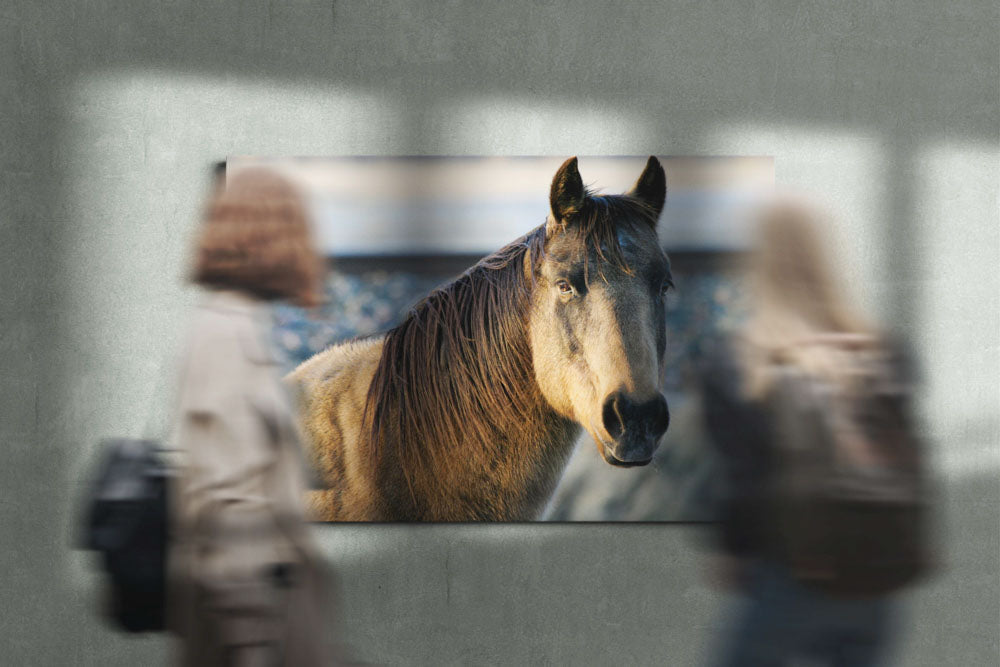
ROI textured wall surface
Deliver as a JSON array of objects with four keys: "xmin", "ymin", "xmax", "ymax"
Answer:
[{"xmin": 1, "ymin": 1, "xmax": 997, "ymax": 665}]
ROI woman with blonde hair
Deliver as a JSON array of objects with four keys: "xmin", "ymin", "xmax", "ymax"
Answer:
[
  {"xmin": 737, "ymin": 197, "xmax": 881, "ymax": 398},
  {"xmin": 701, "ymin": 196, "xmax": 908, "ymax": 666},
  {"xmin": 170, "ymin": 167, "xmax": 332, "ymax": 665}
]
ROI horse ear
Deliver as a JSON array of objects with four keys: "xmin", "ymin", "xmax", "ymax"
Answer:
[
  {"xmin": 548, "ymin": 157, "xmax": 586, "ymax": 229},
  {"xmin": 627, "ymin": 156, "xmax": 667, "ymax": 223}
]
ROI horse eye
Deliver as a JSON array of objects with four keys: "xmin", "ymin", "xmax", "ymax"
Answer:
[
  {"xmin": 660, "ymin": 279, "xmax": 674, "ymax": 296},
  {"xmin": 556, "ymin": 279, "xmax": 573, "ymax": 295}
]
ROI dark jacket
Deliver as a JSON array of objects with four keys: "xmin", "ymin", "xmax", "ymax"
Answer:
[
  {"xmin": 699, "ymin": 335, "xmax": 917, "ymax": 561},
  {"xmin": 699, "ymin": 337, "xmax": 773, "ymax": 559}
]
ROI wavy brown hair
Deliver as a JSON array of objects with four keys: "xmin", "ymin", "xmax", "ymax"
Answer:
[{"xmin": 191, "ymin": 168, "xmax": 322, "ymax": 307}]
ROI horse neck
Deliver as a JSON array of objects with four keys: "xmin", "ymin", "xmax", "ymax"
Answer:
[
  {"xmin": 426, "ymin": 318, "xmax": 575, "ymax": 478},
  {"xmin": 406, "ymin": 365, "xmax": 579, "ymax": 520},
  {"xmin": 371, "ymin": 259, "xmax": 581, "ymax": 519}
]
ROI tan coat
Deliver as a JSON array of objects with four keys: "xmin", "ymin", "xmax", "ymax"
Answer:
[{"xmin": 170, "ymin": 290, "xmax": 332, "ymax": 666}]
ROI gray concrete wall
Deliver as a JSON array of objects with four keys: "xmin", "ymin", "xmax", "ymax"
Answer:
[{"xmin": 1, "ymin": 2, "xmax": 996, "ymax": 664}]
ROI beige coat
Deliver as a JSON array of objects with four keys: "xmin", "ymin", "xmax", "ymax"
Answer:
[{"xmin": 170, "ymin": 290, "xmax": 332, "ymax": 666}]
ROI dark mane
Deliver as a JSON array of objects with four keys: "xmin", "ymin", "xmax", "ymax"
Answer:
[{"xmin": 362, "ymin": 194, "xmax": 657, "ymax": 513}]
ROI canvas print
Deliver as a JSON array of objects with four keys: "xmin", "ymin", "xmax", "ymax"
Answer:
[{"xmin": 227, "ymin": 156, "xmax": 772, "ymax": 521}]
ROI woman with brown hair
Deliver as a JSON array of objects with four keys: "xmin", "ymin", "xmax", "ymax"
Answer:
[{"xmin": 170, "ymin": 167, "xmax": 332, "ymax": 665}]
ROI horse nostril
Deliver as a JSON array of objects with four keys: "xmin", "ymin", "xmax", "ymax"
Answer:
[
  {"xmin": 601, "ymin": 392, "xmax": 625, "ymax": 440},
  {"xmin": 603, "ymin": 392, "xmax": 669, "ymax": 441},
  {"xmin": 644, "ymin": 395, "xmax": 670, "ymax": 437},
  {"xmin": 601, "ymin": 391, "xmax": 670, "ymax": 440}
]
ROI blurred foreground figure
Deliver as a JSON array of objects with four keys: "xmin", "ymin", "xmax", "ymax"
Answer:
[
  {"xmin": 701, "ymin": 196, "xmax": 930, "ymax": 666},
  {"xmin": 171, "ymin": 168, "xmax": 334, "ymax": 665}
]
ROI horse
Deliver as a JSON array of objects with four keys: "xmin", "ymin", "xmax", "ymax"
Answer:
[{"xmin": 288, "ymin": 156, "xmax": 674, "ymax": 521}]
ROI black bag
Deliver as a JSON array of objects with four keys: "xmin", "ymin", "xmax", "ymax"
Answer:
[
  {"xmin": 81, "ymin": 438, "xmax": 171, "ymax": 632},
  {"xmin": 766, "ymin": 343, "xmax": 930, "ymax": 597}
]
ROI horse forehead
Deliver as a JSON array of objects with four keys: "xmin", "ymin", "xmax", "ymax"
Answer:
[
  {"xmin": 605, "ymin": 226, "xmax": 660, "ymax": 265},
  {"xmin": 616, "ymin": 227, "xmax": 636, "ymax": 251},
  {"xmin": 545, "ymin": 224, "xmax": 661, "ymax": 267}
]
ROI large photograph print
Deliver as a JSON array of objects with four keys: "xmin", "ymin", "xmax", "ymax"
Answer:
[{"xmin": 228, "ymin": 156, "xmax": 772, "ymax": 522}]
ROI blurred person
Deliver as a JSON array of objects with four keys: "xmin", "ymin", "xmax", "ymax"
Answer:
[
  {"xmin": 170, "ymin": 167, "xmax": 334, "ymax": 665},
  {"xmin": 700, "ymin": 196, "xmax": 929, "ymax": 666}
]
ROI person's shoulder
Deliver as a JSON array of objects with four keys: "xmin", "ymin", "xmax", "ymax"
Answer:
[
  {"xmin": 177, "ymin": 296, "xmax": 269, "ymax": 410},
  {"xmin": 195, "ymin": 290, "xmax": 256, "ymax": 325},
  {"xmin": 179, "ymin": 294, "xmax": 257, "ymax": 370},
  {"xmin": 187, "ymin": 291, "xmax": 264, "ymax": 346}
]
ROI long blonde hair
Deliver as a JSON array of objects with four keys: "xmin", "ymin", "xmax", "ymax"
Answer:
[{"xmin": 739, "ymin": 196, "xmax": 878, "ymax": 398}]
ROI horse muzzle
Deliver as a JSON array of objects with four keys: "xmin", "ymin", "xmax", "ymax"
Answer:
[{"xmin": 599, "ymin": 390, "xmax": 669, "ymax": 467}]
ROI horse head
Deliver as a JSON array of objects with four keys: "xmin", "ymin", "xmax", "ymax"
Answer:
[{"xmin": 528, "ymin": 156, "xmax": 671, "ymax": 467}]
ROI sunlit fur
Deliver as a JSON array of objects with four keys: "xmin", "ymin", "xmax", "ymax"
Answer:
[{"xmin": 289, "ymin": 158, "xmax": 671, "ymax": 521}]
